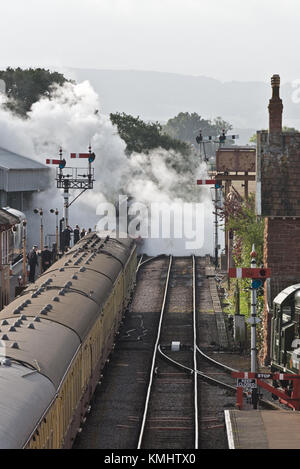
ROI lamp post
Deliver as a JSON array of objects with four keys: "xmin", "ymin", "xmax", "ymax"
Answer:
[
  {"xmin": 22, "ymin": 220, "xmax": 27, "ymax": 285},
  {"xmin": 33, "ymin": 208, "xmax": 44, "ymax": 251},
  {"xmin": 50, "ymin": 208, "xmax": 59, "ymax": 259}
]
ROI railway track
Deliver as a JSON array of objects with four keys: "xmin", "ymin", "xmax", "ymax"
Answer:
[
  {"xmin": 136, "ymin": 255, "xmax": 238, "ymax": 450},
  {"xmin": 137, "ymin": 256, "xmax": 199, "ymax": 449},
  {"xmin": 74, "ymin": 255, "xmax": 239, "ymax": 450}
]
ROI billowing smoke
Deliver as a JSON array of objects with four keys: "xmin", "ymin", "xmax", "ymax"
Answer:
[{"xmin": 0, "ymin": 81, "xmax": 220, "ymax": 256}]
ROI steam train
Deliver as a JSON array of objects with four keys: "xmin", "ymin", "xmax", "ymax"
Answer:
[
  {"xmin": 0, "ymin": 231, "xmax": 137, "ymax": 448},
  {"xmin": 271, "ymin": 284, "xmax": 300, "ymax": 373}
]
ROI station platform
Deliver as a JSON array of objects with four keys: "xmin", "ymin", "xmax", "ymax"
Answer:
[{"xmin": 225, "ymin": 408, "xmax": 300, "ymax": 449}]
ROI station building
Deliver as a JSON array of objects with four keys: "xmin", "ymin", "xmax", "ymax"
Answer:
[
  {"xmin": 256, "ymin": 75, "xmax": 300, "ymax": 364},
  {"xmin": 0, "ymin": 146, "xmax": 50, "ymax": 211},
  {"xmin": 0, "ymin": 147, "xmax": 50, "ymax": 308}
]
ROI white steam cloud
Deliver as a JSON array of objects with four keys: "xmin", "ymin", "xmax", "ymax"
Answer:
[{"xmin": 0, "ymin": 80, "xmax": 219, "ymax": 256}]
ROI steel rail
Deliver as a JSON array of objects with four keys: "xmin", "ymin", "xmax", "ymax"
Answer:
[
  {"xmin": 136, "ymin": 254, "xmax": 144, "ymax": 273},
  {"xmin": 136, "ymin": 254, "xmax": 167, "ymax": 273},
  {"xmin": 157, "ymin": 345, "xmax": 236, "ymax": 393},
  {"xmin": 192, "ymin": 255, "xmax": 199, "ymax": 449},
  {"xmin": 137, "ymin": 255, "xmax": 173, "ymax": 449},
  {"xmin": 196, "ymin": 345, "xmax": 238, "ymax": 373}
]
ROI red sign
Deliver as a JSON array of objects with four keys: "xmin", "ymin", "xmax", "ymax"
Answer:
[
  {"xmin": 228, "ymin": 267, "xmax": 271, "ymax": 279},
  {"xmin": 232, "ymin": 371, "xmax": 300, "ymax": 380},
  {"xmin": 46, "ymin": 159, "xmax": 61, "ymax": 164},
  {"xmin": 197, "ymin": 180, "xmax": 216, "ymax": 185},
  {"xmin": 70, "ymin": 153, "xmax": 90, "ymax": 159}
]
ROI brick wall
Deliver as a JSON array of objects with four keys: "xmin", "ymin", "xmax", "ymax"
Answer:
[
  {"xmin": 261, "ymin": 217, "xmax": 300, "ymax": 364},
  {"xmin": 257, "ymin": 75, "xmax": 300, "ymax": 364},
  {"xmin": 257, "ymin": 131, "xmax": 300, "ymax": 217},
  {"xmin": 264, "ymin": 218, "xmax": 300, "ymax": 274}
]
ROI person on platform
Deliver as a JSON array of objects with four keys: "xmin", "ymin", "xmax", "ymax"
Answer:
[
  {"xmin": 73, "ymin": 225, "xmax": 80, "ymax": 244},
  {"xmin": 62, "ymin": 225, "xmax": 72, "ymax": 251},
  {"xmin": 41, "ymin": 245, "xmax": 52, "ymax": 272},
  {"xmin": 80, "ymin": 228, "xmax": 86, "ymax": 238},
  {"xmin": 27, "ymin": 245, "xmax": 38, "ymax": 283}
]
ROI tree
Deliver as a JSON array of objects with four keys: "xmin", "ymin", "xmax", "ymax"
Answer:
[
  {"xmin": 220, "ymin": 190, "xmax": 265, "ymax": 351},
  {"xmin": 0, "ymin": 67, "xmax": 72, "ymax": 116},
  {"xmin": 219, "ymin": 191, "xmax": 264, "ymax": 267},
  {"xmin": 110, "ymin": 112, "xmax": 190, "ymax": 156},
  {"xmin": 162, "ymin": 112, "xmax": 233, "ymax": 156}
]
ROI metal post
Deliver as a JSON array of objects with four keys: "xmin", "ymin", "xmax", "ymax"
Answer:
[
  {"xmin": 56, "ymin": 212, "xmax": 59, "ymax": 257},
  {"xmin": 63, "ymin": 189, "xmax": 69, "ymax": 229},
  {"xmin": 59, "ymin": 217, "xmax": 64, "ymax": 252},
  {"xmin": 34, "ymin": 208, "xmax": 44, "ymax": 273},
  {"xmin": 88, "ymin": 145, "xmax": 92, "ymax": 187},
  {"xmin": 214, "ymin": 185, "xmax": 219, "ymax": 268},
  {"xmin": 250, "ymin": 246, "xmax": 257, "ymax": 372},
  {"xmin": 244, "ymin": 172, "xmax": 249, "ymax": 200},
  {"xmin": 250, "ymin": 245, "xmax": 258, "ymax": 408},
  {"xmin": 236, "ymin": 385, "xmax": 243, "ymax": 410},
  {"xmin": 40, "ymin": 211, "xmax": 44, "ymax": 252},
  {"xmin": 22, "ymin": 220, "xmax": 27, "ymax": 285},
  {"xmin": 50, "ymin": 209, "xmax": 59, "ymax": 259},
  {"xmin": 235, "ymin": 280, "xmax": 240, "ymax": 315}
]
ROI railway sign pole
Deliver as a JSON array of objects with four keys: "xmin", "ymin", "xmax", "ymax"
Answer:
[
  {"xmin": 250, "ymin": 246, "xmax": 258, "ymax": 408},
  {"xmin": 250, "ymin": 246, "xmax": 258, "ymax": 375},
  {"xmin": 232, "ymin": 372, "xmax": 300, "ymax": 411},
  {"xmin": 229, "ymin": 253, "xmax": 271, "ymax": 409}
]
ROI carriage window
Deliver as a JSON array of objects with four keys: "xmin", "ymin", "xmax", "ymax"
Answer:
[{"xmin": 282, "ymin": 306, "xmax": 292, "ymax": 323}]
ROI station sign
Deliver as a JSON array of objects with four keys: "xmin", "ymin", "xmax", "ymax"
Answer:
[
  {"xmin": 237, "ymin": 378, "xmax": 257, "ymax": 391},
  {"xmin": 232, "ymin": 371, "xmax": 300, "ymax": 380}
]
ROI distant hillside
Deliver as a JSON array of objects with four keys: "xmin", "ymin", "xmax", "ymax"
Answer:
[{"xmin": 65, "ymin": 68, "xmax": 299, "ymax": 143}]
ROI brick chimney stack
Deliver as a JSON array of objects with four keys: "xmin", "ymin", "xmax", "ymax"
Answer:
[{"xmin": 268, "ymin": 74, "xmax": 283, "ymax": 134}]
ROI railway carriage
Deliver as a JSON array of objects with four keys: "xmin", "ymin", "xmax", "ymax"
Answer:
[
  {"xmin": 0, "ymin": 231, "xmax": 137, "ymax": 448},
  {"xmin": 1, "ymin": 207, "xmax": 26, "ymax": 266},
  {"xmin": 271, "ymin": 284, "xmax": 300, "ymax": 374}
]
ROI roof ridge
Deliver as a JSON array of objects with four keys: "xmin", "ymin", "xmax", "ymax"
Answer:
[{"xmin": 0, "ymin": 147, "xmax": 48, "ymax": 169}]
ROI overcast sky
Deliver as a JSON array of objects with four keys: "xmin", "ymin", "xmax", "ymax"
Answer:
[{"xmin": 1, "ymin": 0, "xmax": 299, "ymax": 83}]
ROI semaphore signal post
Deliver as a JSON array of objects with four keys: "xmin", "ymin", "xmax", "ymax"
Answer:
[
  {"xmin": 46, "ymin": 146, "xmax": 96, "ymax": 229},
  {"xmin": 230, "ymin": 246, "xmax": 271, "ymax": 408},
  {"xmin": 196, "ymin": 130, "xmax": 239, "ymax": 268}
]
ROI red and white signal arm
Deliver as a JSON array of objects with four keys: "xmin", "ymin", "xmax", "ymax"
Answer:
[
  {"xmin": 228, "ymin": 267, "xmax": 271, "ymax": 279},
  {"xmin": 197, "ymin": 180, "xmax": 216, "ymax": 185},
  {"xmin": 46, "ymin": 159, "xmax": 61, "ymax": 164},
  {"xmin": 70, "ymin": 153, "xmax": 90, "ymax": 159}
]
